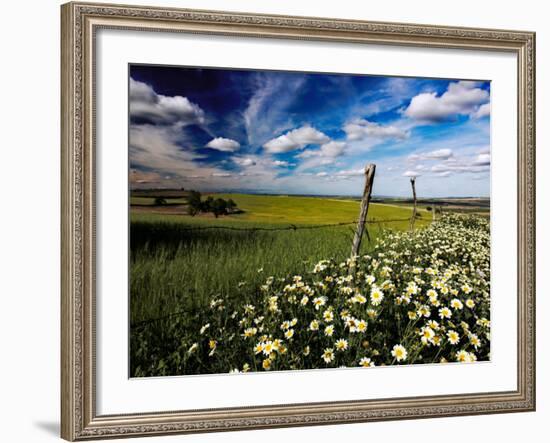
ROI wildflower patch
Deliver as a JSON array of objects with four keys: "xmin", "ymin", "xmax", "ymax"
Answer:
[{"xmin": 131, "ymin": 215, "xmax": 490, "ymax": 376}]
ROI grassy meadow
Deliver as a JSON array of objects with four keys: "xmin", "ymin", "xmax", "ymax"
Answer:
[
  {"xmin": 130, "ymin": 194, "xmax": 430, "ymax": 325},
  {"xmin": 130, "ymin": 203, "xmax": 491, "ymax": 377}
]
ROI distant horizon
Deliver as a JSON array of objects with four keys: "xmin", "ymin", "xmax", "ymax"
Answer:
[
  {"xmin": 129, "ymin": 65, "xmax": 490, "ymax": 198},
  {"xmin": 130, "ymin": 187, "xmax": 490, "ymax": 200}
]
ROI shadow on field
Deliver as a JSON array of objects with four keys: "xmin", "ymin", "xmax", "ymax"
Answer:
[{"xmin": 130, "ymin": 221, "xmax": 288, "ymax": 253}]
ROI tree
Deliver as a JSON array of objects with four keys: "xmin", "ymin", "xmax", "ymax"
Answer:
[
  {"xmin": 187, "ymin": 190, "xmax": 202, "ymax": 216},
  {"xmin": 202, "ymin": 196, "xmax": 214, "ymax": 213},
  {"xmin": 226, "ymin": 198, "xmax": 237, "ymax": 213},
  {"xmin": 185, "ymin": 191, "xmax": 237, "ymax": 217},
  {"xmin": 211, "ymin": 198, "xmax": 228, "ymax": 218}
]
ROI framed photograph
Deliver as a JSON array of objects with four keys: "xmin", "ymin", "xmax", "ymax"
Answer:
[{"xmin": 61, "ymin": 1, "xmax": 536, "ymax": 440}]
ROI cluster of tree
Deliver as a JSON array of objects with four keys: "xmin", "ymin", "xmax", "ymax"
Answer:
[
  {"xmin": 426, "ymin": 206, "xmax": 443, "ymax": 214},
  {"xmin": 187, "ymin": 191, "xmax": 238, "ymax": 218}
]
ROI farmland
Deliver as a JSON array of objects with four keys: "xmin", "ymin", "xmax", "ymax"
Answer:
[
  {"xmin": 130, "ymin": 192, "xmax": 490, "ymax": 377},
  {"xmin": 130, "ymin": 193, "xmax": 429, "ymax": 323},
  {"xmin": 372, "ymin": 197, "xmax": 490, "ymax": 218}
]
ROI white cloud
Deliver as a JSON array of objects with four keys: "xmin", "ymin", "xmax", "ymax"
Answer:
[
  {"xmin": 343, "ymin": 118, "xmax": 408, "ymax": 142},
  {"xmin": 212, "ymin": 172, "xmax": 233, "ymax": 177},
  {"xmin": 130, "ymin": 169, "xmax": 164, "ymax": 185},
  {"xmin": 129, "ymin": 78, "xmax": 205, "ymax": 126},
  {"xmin": 337, "ymin": 168, "xmax": 365, "ymax": 177},
  {"xmin": 426, "ymin": 148, "xmax": 454, "ymax": 160},
  {"xmin": 205, "ymin": 137, "xmax": 240, "ymax": 152},
  {"xmin": 129, "ymin": 78, "xmax": 157, "ymax": 103},
  {"xmin": 222, "ymin": 154, "xmax": 283, "ymax": 184},
  {"xmin": 473, "ymin": 153, "xmax": 491, "ymax": 166},
  {"xmin": 243, "ymin": 74, "xmax": 305, "ymax": 147},
  {"xmin": 430, "ymin": 162, "xmax": 490, "ymax": 174},
  {"xmin": 263, "ymin": 125, "xmax": 330, "ymax": 153},
  {"xmin": 403, "ymin": 170, "xmax": 421, "ymax": 177},
  {"xmin": 233, "ymin": 157, "xmax": 256, "ymax": 167},
  {"xmin": 297, "ymin": 141, "xmax": 347, "ymax": 159},
  {"xmin": 320, "ymin": 141, "xmax": 346, "ymax": 157},
  {"xmin": 405, "ymin": 146, "xmax": 491, "ymax": 179},
  {"xmin": 272, "ymin": 160, "xmax": 290, "ymax": 167},
  {"xmin": 404, "ymin": 81, "xmax": 489, "ymax": 122},
  {"xmin": 295, "ymin": 141, "xmax": 347, "ymax": 172},
  {"xmin": 130, "ymin": 124, "xmax": 198, "ymax": 172},
  {"xmin": 408, "ymin": 148, "xmax": 454, "ymax": 162},
  {"xmin": 129, "ymin": 124, "xmax": 235, "ymax": 189},
  {"xmin": 472, "ymin": 102, "xmax": 491, "ymax": 119},
  {"xmin": 264, "ymin": 134, "xmax": 300, "ymax": 153},
  {"xmin": 316, "ymin": 171, "xmax": 328, "ymax": 177},
  {"xmin": 295, "ymin": 150, "xmax": 317, "ymax": 159}
]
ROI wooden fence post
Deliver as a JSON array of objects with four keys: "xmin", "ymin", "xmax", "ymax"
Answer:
[
  {"xmin": 409, "ymin": 177, "xmax": 417, "ymax": 231},
  {"xmin": 351, "ymin": 164, "xmax": 376, "ymax": 258}
]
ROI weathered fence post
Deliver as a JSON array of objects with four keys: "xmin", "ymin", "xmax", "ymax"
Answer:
[
  {"xmin": 351, "ymin": 164, "xmax": 376, "ymax": 258},
  {"xmin": 409, "ymin": 177, "xmax": 417, "ymax": 231}
]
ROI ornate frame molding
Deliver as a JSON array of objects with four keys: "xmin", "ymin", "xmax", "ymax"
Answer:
[{"xmin": 61, "ymin": 2, "xmax": 535, "ymax": 440}]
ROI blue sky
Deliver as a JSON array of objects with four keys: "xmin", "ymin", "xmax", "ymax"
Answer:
[{"xmin": 129, "ymin": 65, "xmax": 490, "ymax": 197}]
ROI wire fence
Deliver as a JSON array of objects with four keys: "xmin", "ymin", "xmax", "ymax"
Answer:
[
  {"xmin": 150, "ymin": 218, "xmax": 412, "ymax": 233},
  {"xmin": 129, "ymin": 217, "xmax": 415, "ymax": 330}
]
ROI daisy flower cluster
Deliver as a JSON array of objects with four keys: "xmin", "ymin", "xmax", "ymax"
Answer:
[{"xmin": 132, "ymin": 214, "xmax": 490, "ymax": 376}]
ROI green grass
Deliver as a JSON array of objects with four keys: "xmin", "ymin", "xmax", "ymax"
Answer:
[
  {"xmin": 130, "ymin": 214, "xmax": 490, "ymax": 377},
  {"xmin": 130, "ymin": 194, "xmax": 430, "ymax": 325},
  {"xmin": 217, "ymin": 193, "xmax": 388, "ymax": 224},
  {"xmin": 131, "ymin": 193, "xmax": 431, "ymax": 225}
]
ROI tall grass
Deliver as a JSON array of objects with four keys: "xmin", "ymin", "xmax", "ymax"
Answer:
[
  {"xmin": 130, "ymin": 215, "xmax": 490, "ymax": 377},
  {"xmin": 130, "ymin": 220, "xmax": 377, "ymax": 324},
  {"xmin": 129, "ymin": 197, "xmax": 429, "ymax": 324}
]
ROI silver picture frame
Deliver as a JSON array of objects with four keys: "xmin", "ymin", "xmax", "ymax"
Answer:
[{"xmin": 61, "ymin": 2, "xmax": 536, "ymax": 440}]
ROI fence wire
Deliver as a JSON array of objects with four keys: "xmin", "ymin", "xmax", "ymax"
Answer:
[
  {"xmin": 151, "ymin": 218, "xmax": 412, "ymax": 233},
  {"xmin": 129, "ymin": 217, "xmax": 414, "ymax": 329}
]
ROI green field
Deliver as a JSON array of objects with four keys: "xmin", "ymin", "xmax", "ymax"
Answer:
[
  {"xmin": 372, "ymin": 197, "xmax": 490, "ymax": 218},
  {"xmin": 130, "ymin": 194, "xmax": 429, "ymax": 324}
]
